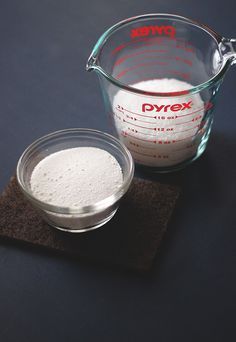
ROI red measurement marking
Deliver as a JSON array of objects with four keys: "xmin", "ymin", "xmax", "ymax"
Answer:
[
  {"xmin": 176, "ymin": 46, "xmax": 195, "ymax": 53},
  {"xmin": 174, "ymin": 56, "xmax": 192, "ymax": 66},
  {"xmin": 175, "ymin": 38, "xmax": 195, "ymax": 46},
  {"xmin": 135, "ymin": 116, "xmax": 175, "ymax": 124},
  {"xmin": 121, "ymin": 131, "xmax": 156, "ymax": 143},
  {"xmin": 176, "ymin": 117, "xmax": 202, "ymax": 125},
  {"xmin": 123, "ymin": 119, "xmax": 174, "ymax": 132},
  {"xmin": 192, "ymin": 115, "xmax": 202, "ymax": 122},
  {"xmin": 118, "ymin": 105, "xmax": 205, "ymax": 122},
  {"xmin": 130, "ymin": 40, "xmax": 166, "ymax": 50},
  {"xmin": 129, "ymin": 141, "xmax": 157, "ymax": 150},
  {"xmin": 129, "ymin": 148, "xmax": 169, "ymax": 159},
  {"xmin": 125, "ymin": 114, "xmax": 157, "ymax": 124},
  {"xmin": 173, "ymin": 143, "xmax": 196, "ymax": 152},
  {"xmin": 111, "ymin": 38, "xmax": 148, "ymax": 55},
  {"xmin": 119, "ymin": 105, "xmax": 190, "ymax": 118},
  {"xmin": 130, "ymin": 39, "xmax": 195, "ymax": 55},
  {"xmin": 142, "ymin": 116, "xmax": 171, "ymax": 123},
  {"xmin": 116, "ymin": 61, "xmax": 168, "ymax": 79},
  {"xmin": 131, "ymin": 37, "xmax": 169, "ymax": 49},
  {"xmin": 175, "ymin": 38, "xmax": 195, "ymax": 53},
  {"xmin": 123, "ymin": 119, "xmax": 156, "ymax": 130},
  {"xmin": 176, "ymin": 107, "xmax": 204, "ymax": 118},
  {"xmin": 176, "ymin": 124, "xmax": 200, "ymax": 133},
  {"xmin": 127, "ymin": 126, "xmax": 157, "ymax": 137},
  {"xmin": 112, "ymin": 36, "xmax": 195, "ymax": 56},
  {"xmin": 124, "ymin": 129, "xmax": 193, "ymax": 145},
  {"xmin": 111, "ymin": 37, "xmax": 162, "ymax": 55},
  {"xmin": 156, "ymin": 140, "xmax": 177, "ymax": 144},
  {"xmin": 116, "ymin": 106, "xmax": 156, "ymax": 118},
  {"xmin": 117, "ymin": 55, "xmax": 170, "ymax": 65},
  {"xmin": 115, "ymin": 54, "xmax": 193, "ymax": 67},
  {"xmin": 123, "ymin": 68, "xmax": 191, "ymax": 81},
  {"xmin": 129, "ymin": 148, "xmax": 156, "ymax": 158},
  {"xmin": 114, "ymin": 49, "xmax": 168, "ymax": 66}
]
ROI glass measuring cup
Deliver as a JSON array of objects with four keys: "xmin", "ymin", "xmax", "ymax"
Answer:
[{"xmin": 86, "ymin": 14, "xmax": 236, "ymax": 172}]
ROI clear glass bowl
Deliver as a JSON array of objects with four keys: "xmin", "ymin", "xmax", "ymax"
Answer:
[{"xmin": 16, "ymin": 128, "xmax": 134, "ymax": 233}]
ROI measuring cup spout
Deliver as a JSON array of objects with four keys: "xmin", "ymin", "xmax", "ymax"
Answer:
[
  {"xmin": 86, "ymin": 50, "xmax": 105, "ymax": 78},
  {"xmin": 86, "ymin": 54, "xmax": 97, "ymax": 72},
  {"xmin": 86, "ymin": 29, "xmax": 109, "ymax": 73},
  {"xmin": 220, "ymin": 38, "xmax": 236, "ymax": 65}
]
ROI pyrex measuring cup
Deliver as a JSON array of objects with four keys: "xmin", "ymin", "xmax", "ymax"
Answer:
[{"xmin": 86, "ymin": 14, "xmax": 236, "ymax": 172}]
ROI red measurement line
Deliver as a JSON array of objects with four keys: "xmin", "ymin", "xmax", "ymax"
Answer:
[
  {"xmin": 130, "ymin": 115, "xmax": 173, "ymax": 124},
  {"xmin": 115, "ymin": 54, "xmax": 193, "ymax": 67},
  {"xmin": 124, "ymin": 131, "xmax": 196, "ymax": 145},
  {"xmin": 111, "ymin": 37, "xmax": 195, "ymax": 56},
  {"xmin": 122, "ymin": 55, "xmax": 168, "ymax": 63},
  {"xmin": 124, "ymin": 120, "xmax": 156, "ymax": 130},
  {"xmin": 137, "ymin": 56, "xmax": 192, "ymax": 66},
  {"xmin": 115, "ymin": 112, "xmax": 158, "ymax": 129},
  {"xmin": 130, "ymin": 40, "xmax": 166, "ymax": 50},
  {"xmin": 123, "ymin": 132, "xmax": 156, "ymax": 143},
  {"xmin": 131, "ymin": 38, "xmax": 169, "ymax": 49},
  {"xmin": 118, "ymin": 107, "xmax": 156, "ymax": 118},
  {"xmin": 116, "ymin": 61, "xmax": 168, "ymax": 79},
  {"xmin": 176, "ymin": 125, "xmax": 199, "ymax": 133},
  {"xmin": 176, "ymin": 118, "xmax": 199, "ymax": 125},
  {"xmin": 133, "ymin": 118, "xmax": 157, "ymax": 124},
  {"xmin": 176, "ymin": 107, "xmax": 204, "ymax": 118},
  {"xmin": 117, "ymin": 106, "xmax": 204, "ymax": 122},
  {"xmin": 134, "ymin": 130, "xmax": 157, "ymax": 137},
  {"xmin": 111, "ymin": 37, "xmax": 161, "ymax": 55},
  {"xmin": 125, "ymin": 119, "xmax": 175, "ymax": 132},
  {"xmin": 114, "ymin": 49, "xmax": 168, "ymax": 66},
  {"xmin": 129, "ymin": 143, "xmax": 157, "ymax": 150},
  {"xmin": 129, "ymin": 148, "xmax": 156, "ymax": 158}
]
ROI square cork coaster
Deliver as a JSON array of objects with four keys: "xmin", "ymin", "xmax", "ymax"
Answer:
[{"xmin": 0, "ymin": 176, "xmax": 180, "ymax": 271}]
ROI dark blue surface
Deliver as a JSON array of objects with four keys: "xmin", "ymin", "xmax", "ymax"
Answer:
[{"xmin": 0, "ymin": 1, "xmax": 236, "ymax": 341}]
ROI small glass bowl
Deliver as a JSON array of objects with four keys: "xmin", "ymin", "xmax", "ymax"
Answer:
[{"xmin": 16, "ymin": 128, "xmax": 134, "ymax": 233}]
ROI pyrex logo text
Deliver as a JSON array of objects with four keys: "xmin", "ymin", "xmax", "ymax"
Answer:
[
  {"xmin": 142, "ymin": 101, "xmax": 192, "ymax": 112},
  {"xmin": 131, "ymin": 25, "xmax": 176, "ymax": 39}
]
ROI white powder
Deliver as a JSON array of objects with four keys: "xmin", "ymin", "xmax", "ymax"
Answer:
[
  {"xmin": 112, "ymin": 78, "xmax": 205, "ymax": 167},
  {"xmin": 30, "ymin": 147, "xmax": 123, "ymax": 208}
]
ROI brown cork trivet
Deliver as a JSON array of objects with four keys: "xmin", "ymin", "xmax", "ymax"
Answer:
[{"xmin": 0, "ymin": 176, "xmax": 180, "ymax": 271}]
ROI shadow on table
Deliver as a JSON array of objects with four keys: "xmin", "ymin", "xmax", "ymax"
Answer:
[{"xmin": 135, "ymin": 131, "xmax": 236, "ymax": 187}]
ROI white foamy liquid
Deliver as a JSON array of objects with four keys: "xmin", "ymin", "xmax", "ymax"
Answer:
[
  {"xmin": 112, "ymin": 78, "xmax": 204, "ymax": 167},
  {"xmin": 30, "ymin": 147, "xmax": 123, "ymax": 208}
]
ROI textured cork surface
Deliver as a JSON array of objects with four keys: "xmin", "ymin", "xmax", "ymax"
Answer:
[{"xmin": 0, "ymin": 176, "xmax": 180, "ymax": 271}]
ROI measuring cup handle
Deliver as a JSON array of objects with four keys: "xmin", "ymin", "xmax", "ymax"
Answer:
[{"xmin": 220, "ymin": 38, "xmax": 236, "ymax": 65}]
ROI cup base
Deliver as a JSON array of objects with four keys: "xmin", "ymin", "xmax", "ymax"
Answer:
[
  {"xmin": 43, "ymin": 209, "xmax": 118, "ymax": 233},
  {"xmin": 135, "ymin": 144, "xmax": 208, "ymax": 173}
]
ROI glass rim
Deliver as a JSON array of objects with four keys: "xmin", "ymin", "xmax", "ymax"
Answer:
[
  {"xmin": 87, "ymin": 13, "xmax": 230, "ymax": 97},
  {"xmin": 16, "ymin": 128, "xmax": 135, "ymax": 215}
]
